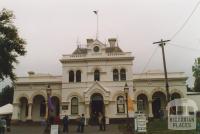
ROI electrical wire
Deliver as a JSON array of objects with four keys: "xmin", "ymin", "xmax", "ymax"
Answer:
[
  {"xmin": 140, "ymin": 46, "xmax": 159, "ymax": 75},
  {"xmin": 170, "ymin": 0, "xmax": 200, "ymax": 41},
  {"xmin": 168, "ymin": 43, "xmax": 200, "ymax": 52}
]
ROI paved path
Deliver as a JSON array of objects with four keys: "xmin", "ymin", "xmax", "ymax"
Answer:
[{"xmin": 8, "ymin": 124, "xmax": 123, "ymax": 134}]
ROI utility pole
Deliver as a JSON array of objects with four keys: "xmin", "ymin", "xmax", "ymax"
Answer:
[{"xmin": 153, "ymin": 39, "xmax": 170, "ymax": 103}]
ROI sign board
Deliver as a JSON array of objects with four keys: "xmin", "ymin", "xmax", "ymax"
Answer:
[
  {"xmin": 166, "ymin": 98, "xmax": 198, "ymax": 130},
  {"xmin": 51, "ymin": 125, "xmax": 58, "ymax": 134},
  {"xmin": 168, "ymin": 115, "xmax": 196, "ymax": 130},
  {"xmin": 134, "ymin": 113, "xmax": 147, "ymax": 133},
  {"xmin": 62, "ymin": 105, "xmax": 68, "ymax": 110}
]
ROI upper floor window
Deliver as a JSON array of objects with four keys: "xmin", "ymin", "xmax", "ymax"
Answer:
[
  {"xmin": 69, "ymin": 70, "xmax": 74, "ymax": 82},
  {"xmin": 71, "ymin": 97, "xmax": 78, "ymax": 115},
  {"xmin": 120, "ymin": 69, "xmax": 126, "ymax": 81},
  {"xmin": 94, "ymin": 69, "xmax": 100, "ymax": 81},
  {"xmin": 76, "ymin": 70, "xmax": 81, "ymax": 82},
  {"xmin": 117, "ymin": 96, "xmax": 125, "ymax": 113},
  {"xmin": 113, "ymin": 69, "xmax": 119, "ymax": 81}
]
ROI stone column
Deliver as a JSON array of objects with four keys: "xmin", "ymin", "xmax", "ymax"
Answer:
[
  {"xmin": 85, "ymin": 104, "xmax": 90, "ymax": 125},
  {"xmin": 148, "ymin": 101, "xmax": 153, "ymax": 118},
  {"xmin": 27, "ymin": 103, "xmax": 32, "ymax": 120},
  {"xmin": 12, "ymin": 103, "xmax": 20, "ymax": 121},
  {"xmin": 134, "ymin": 100, "xmax": 137, "ymax": 113},
  {"xmin": 104, "ymin": 103, "xmax": 109, "ymax": 124},
  {"xmin": 45, "ymin": 102, "xmax": 48, "ymax": 119}
]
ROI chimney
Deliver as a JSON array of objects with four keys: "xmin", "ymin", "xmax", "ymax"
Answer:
[
  {"xmin": 108, "ymin": 38, "xmax": 117, "ymax": 47},
  {"xmin": 86, "ymin": 39, "xmax": 94, "ymax": 46},
  {"xmin": 28, "ymin": 71, "xmax": 35, "ymax": 76}
]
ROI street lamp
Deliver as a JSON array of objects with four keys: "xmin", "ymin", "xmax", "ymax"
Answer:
[
  {"xmin": 124, "ymin": 83, "xmax": 130, "ymax": 131},
  {"xmin": 44, "ymin": 84, "xmax": 52, "ymax": 134}
]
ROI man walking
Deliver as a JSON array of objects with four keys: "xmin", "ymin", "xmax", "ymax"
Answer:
[{"xmin": 62, "ymin": 115, "xmax": 69, "ymax": 133}]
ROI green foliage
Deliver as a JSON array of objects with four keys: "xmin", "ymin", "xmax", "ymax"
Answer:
[
  {"xmin": 192, "ymin": 57, "xmax": 200, "ymax": 92},
  {"xmin": 0, "ymin": 85, "xmax": 14, "ymax": 107},
  {"xmin": 0, "ymin": 8, "xmax": 26, "ymax": 81}
]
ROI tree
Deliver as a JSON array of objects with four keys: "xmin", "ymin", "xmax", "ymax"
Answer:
[
  {"xmin": 0, "ymin": 8, "xmax": 26, "ymax": 81},
  {"xmin": 0, "ymin": 85, "xmax": 14, "ymax": 106},
  {"xmin": 192, "ymin": 57, "xmax": 200, "ymax": 92}
]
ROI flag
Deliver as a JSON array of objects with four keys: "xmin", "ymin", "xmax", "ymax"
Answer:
[
  {"xmin": 93, "ymin": 10, "xmax": 98, "ymax": 15},
  {"xmin": 128, "ymin": 96, "xmax": 134, "ymax": 111},
  {"xmin": 48, "ymin": 96, "xmax": 54, "ymax": 112}
]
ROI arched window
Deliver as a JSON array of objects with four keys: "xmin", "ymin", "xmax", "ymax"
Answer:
[
  {"xmin": 113, "ymin": 69, "xmax": 119, "ymax": 81},
  {"xmin": 71, "ymin": 97, "xmax": 78, "ymax": 114},
  {"xmin": 69, "ymin": 70, "xmax": 74, "ymax": 82},
  {"xmin": 120, "ymin": 69, "xmax": 126, "ymax": 81},
  {"xmin": 117, "ymin": 96, "xmax": 125, "ymax": 113},
  {"xmin": 76, "ymin": 70, "xmax": 81, "ymax": 82},
  {"xmin": 94, "ymin": 69, "xmax": 100, "ymax": 81}
]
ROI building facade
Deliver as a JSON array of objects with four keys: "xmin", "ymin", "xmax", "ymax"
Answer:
[{"xmin": 12, "ymin": 38, "xmax": 188, "ymax": 123}]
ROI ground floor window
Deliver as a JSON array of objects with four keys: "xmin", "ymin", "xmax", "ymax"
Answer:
[
  {"xmin": 71, "ymin": 97, "xmax": 78, "ymax": 115},
  {"xmin": 117, "ymin": 96, "xmax": 125, "ymax": 113}
]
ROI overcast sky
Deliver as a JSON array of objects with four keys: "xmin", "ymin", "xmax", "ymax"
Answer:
[{"xmin": 1, "ymin": 0, "xmax": 200, "ymax": 88}]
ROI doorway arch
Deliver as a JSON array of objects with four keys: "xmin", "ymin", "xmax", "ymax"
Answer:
[
  {"xmin": 90, "ymin": 93, "xmax": 104, "ymax": 125},
  {"xmin": 152, "ymin": 91, "xmax": 166, "ymax": 118}
]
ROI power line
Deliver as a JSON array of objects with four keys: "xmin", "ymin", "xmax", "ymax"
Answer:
[
  {"xmin": 168, "ymin": 43, "xmax": 200, "ymax": 52},
  {"xmin": 171, "ymin": 0, "xmax": 200, "ymax": 41},
  {"xmin": 140, "ymin": 46, "xmax": 159, "ymax": 75}
]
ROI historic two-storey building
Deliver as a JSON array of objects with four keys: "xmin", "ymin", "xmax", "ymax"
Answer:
[{"xmin": 12, "ymin": 38, "xmax": 188, "ymax": 123}]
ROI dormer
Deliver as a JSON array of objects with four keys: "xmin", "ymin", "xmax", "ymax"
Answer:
[{"xmin": 86, "ymin": 39, "xmax": 106, "ymax": 54}]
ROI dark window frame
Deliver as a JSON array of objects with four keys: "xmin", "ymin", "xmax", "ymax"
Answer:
[
  {"xmin": 120, "ymin": 69, "xmax": 126, "ymax": 81},
  {"xmin": 94, "ymin": 70, "xmax": 100, "ymax": 81},
  {"xmin": 113, "ymin": 69, "xmax": 119, "ymax": 81},
  {"xmin": 76, "ymin": 70, "xmax": 81, "ymax": 82},
  {"xmin": 69, "ymin": 70, "xmax": 74, "ymax": 82},
  {"xmin": 71, "ymin": 97, "xmax": 78, "ymax": 115},
  {"xmin": 117, "ymin": 96, "xmax": 125, "ymax": 113}
]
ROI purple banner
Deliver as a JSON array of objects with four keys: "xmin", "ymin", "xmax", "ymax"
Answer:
[{"xmin": 48, "ymin": 96, "xmax": 54, "ymax": 111}]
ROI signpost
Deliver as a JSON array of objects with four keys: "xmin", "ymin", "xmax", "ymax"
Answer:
[
  {"xmin": 134, "ymin": 113, "xmax": 147, "ymax": 133},
  {"xmin": 50, "ymin": 125, "xmax": 58, "ymax": 134}
]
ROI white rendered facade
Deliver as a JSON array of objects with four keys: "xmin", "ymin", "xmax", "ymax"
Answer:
[{"xmin": 12, "ymin": 38, "xmax": 188, "ymax": 123}]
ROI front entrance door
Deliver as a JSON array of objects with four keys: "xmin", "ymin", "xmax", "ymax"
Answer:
[
  {"xmin": 152, "ymin": 98, "xmax": 161, "ymax": 118},
  {"xmin": 90, "ymin": 93, "xmax": 104, "ymax": 125}
]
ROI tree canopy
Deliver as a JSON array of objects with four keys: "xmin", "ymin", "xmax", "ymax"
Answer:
[
  {"xmin": 0, "ymin": 85, "xmax": 14, "ymax": 106},
  {"xmin": 0, "ymin": 8, "xmax": 26, "ymax": 81},
  {"xmin": 192, "ymin": 57, "xmax": 200, "ymax": 92}
]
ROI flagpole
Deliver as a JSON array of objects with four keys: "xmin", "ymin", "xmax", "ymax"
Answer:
[
  {"xmin": 97, "ymin": 11, "xmax": 99, "ymax": 39},
  {"xmin": 93, "ymin": 10, "xmax": 99, "ymax": 39}
]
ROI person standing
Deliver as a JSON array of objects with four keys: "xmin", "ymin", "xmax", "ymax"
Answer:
[
  {"xmin": 0, "ymin": 118, "xmax": 3, "ymax": 134},
  {"xmin": 76, "ymin": 115, "xmax": 81, "ymax": 132},
  {"xmin": 1, "ymin": 117, "xmax": 6, "ymax": 134},
  {"xmin": 102, "ymin": 115, "xmax": 106, "ymax": 131},
  {"xmin": 54, "ymin": 115, "xmax": 61, "ymax": 133},
  {"xmin": 98, "ymin": 112, "xmax": 103, "ymax": 131},
  {"xmin": 80, "ymin": 114, "xmax": 85, "ymax": 133},
  {"xmin": 5, "ymin": 115, "xmax": 11, "ymax": 132},
  {"xmin": 62, "ymin": 115, "xmax": 69, "ymax": 133}
]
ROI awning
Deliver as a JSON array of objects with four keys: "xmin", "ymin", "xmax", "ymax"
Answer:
[{"xmin": 0, "ymin": 104, "xmax": 13, "ymax": 115}]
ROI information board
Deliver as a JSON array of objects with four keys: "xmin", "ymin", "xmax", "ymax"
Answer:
[
  {"xmin": 51, "ymin": 125, "xmax": 58, "ymax": 134},
  {"xmin": 135, "ymin": 113, "xmax": 147, "ymax": 133}
]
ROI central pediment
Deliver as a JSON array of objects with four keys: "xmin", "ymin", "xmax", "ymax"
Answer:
[{"xmin": 84, "ymin": 81, "xmax": 110, "ymax": 104}]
